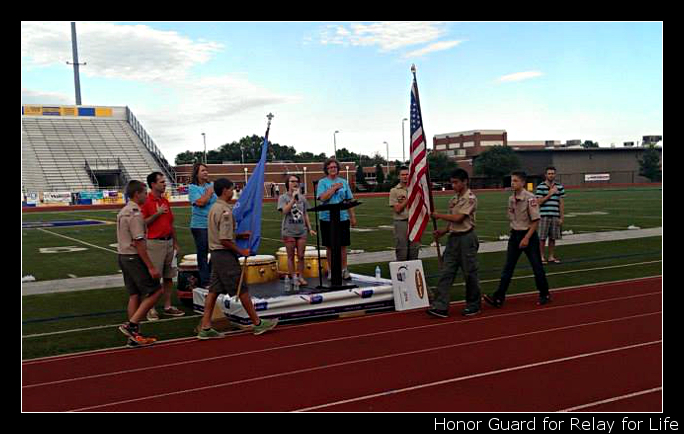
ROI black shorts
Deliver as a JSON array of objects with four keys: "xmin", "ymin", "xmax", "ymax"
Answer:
[
  {"xmin": 320, "ymin": 219, "xmax": 351, "ymax": 248},
  {"xmin": 209, "ymin": 250, "xmax": 248, "ymax": 296},
  {"xmin": 118, "ymin": 255, "xmax": 162, "ymax": 296}
]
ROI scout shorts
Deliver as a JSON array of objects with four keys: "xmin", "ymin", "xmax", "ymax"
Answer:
[
  {"xmin": 208, "ymin": 250, "xmax": 248, "ymax": 296},
  {"xmin": 118, "ymin": 254, "xmax": 162, "ymax": 296}
]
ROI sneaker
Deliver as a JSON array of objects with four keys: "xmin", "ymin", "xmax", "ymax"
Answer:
[
  {"xmin": 163, "ymin": 306, "xmax": 185, "ymax": 317},
  {"xmin": 461, "ymin": 306, "xmax": 481, "ymax": 317},
  {"xmin": 118, "ymin": 322, "xmax": 139, "ymax": 339},
  {"xmin": 253, "ymin": 318, "xmax": 278, "ymax": 336},
  {"xmin": 538, "ymin": 295, "xmax": 552, "ymax": 306},
  {"xmin": 146, "ymin": 308, "xmax": 159, "ymax": 321},
  {"xmin": 197, "ymin": 328, "xmax": 223, "ymax": 340},
  {"xmin": 342, "ymin": 269, "xmax": 352, "ymax": 281},
  {"xmin": 483, "ymin": 294, "xmax": 503, "ymax": 308},
  {"xmin": 127, "ymin": 335, "xmax": 157, "ymax": 348},
  {"xmin": 427, "ymin": 308, "xmax": 449, "ymax": 318}
]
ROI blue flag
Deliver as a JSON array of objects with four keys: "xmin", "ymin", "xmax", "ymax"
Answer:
[{"xmin": 233, "ymin": 124, "xmax": 270, "ymax": 256}]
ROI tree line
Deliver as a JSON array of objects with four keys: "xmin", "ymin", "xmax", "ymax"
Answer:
[{"xmin": 175, "ymin": 135, "xmax": 661, "ymax": 189}]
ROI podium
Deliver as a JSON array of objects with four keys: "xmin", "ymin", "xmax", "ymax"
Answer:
[{"xmin": 309, "ymin": 200, "xmax": 361, "ymax": 290}]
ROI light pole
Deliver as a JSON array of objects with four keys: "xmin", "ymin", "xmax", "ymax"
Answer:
[
  {"xmin": 384, "ymin": 141, "xmax": 389, "ymax": 176},
  {"xmin": 402, "ymin": 118, "xmax": 408, "ymax": 163},
  {"xmin": 202, "ymin": 133, "xmax": 207, "ymax": 164},
  {"xmin": 303, "ymin": 167, "xmax": 308, "ymax": 194},
  {"xmin": 334, "ymin": 130, "xmax": 339, "ymax": 160},
  {"xmin": 243, "ymin": 167, "xmax": 248, "ymax": 185}
]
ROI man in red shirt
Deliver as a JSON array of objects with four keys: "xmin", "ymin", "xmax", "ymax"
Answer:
[{"xmin": 141, "ymin": 172, "xmax": 185, "ymax": 320}]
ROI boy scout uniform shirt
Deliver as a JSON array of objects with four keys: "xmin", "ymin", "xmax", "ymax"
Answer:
[
  {"xmin": 388, "ymin": 184, "xmax": 409, "ymax": 220},
  {"xmin": 208, "ymin": 199, "xmax": 235, "ymax": 251},
  {"xmin": 448, "ymin": 189, "xmax": 477, "ymax": 233},
  {"xmin": 117, "ymin": 201, "xmax": 146, "ymax": 254},
  {"xmin": 508, "ymin": 189, "xmax": 541, "ymax": 230}
]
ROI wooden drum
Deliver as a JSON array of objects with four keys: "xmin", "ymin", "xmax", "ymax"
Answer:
[
  {"xmin": 238, "ymin": 255, "xmax": 278, "ymax": 284},
  {"xmin": 276, "ymin": 247, "xmax": 328, "ymax": 278}
]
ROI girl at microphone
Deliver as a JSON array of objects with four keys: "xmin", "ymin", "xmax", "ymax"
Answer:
[{"xmin": 278, "ymin": 174, "xmax": 316, "ymax": 286}]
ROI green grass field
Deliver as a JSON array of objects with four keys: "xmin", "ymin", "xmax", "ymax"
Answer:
[{"xmin": 21, "ymin": 186, "xmax": 662, "ymax": 359}]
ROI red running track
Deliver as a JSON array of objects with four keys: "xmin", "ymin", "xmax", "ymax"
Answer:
[{"xmin": 22, "ymin": 276, "xmax": 662, "ymax": 412}]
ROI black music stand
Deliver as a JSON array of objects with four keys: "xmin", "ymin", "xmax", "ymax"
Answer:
[{"xmin": 309, "ymin": 200, "xmax": 361, "ymax": 290}]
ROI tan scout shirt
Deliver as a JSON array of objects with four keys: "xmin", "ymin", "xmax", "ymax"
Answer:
[
  {"xmin": 507, "ymin": 189, "xmax": 541, "ymax": 230},
  {"xmin": 117, "ymin": 200, "xmax": 146, "ymax": 254},
  {"xmin": 208, "ymin": 199, "xmax": 235, "ymax": 251},
  {"xmin": 448, "ymin": 189, "xmax": 477, "ymax": 233},
  {"xmin": 388, "ymin": 184, "xmax": 409, "ymax": 220}
]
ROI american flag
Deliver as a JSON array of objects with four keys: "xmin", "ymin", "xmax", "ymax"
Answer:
[{"xmin": 407, "ymin": 75, "xmax": 433, "ymax": 243}]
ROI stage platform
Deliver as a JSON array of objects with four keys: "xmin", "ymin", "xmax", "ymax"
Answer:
[{"xmin": 193, "ymin": 274, "xmax": 395, "ymax": 325}]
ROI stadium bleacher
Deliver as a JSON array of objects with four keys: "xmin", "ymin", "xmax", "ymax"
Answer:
[{"xmin": 21, "ymin": 105, "xmax": 175, "ymax": 195}]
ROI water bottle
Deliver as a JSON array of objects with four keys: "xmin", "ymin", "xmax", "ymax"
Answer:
[
  {"xmin": 283, "ymin": 275, "xmax": 291, "ymax": 292},
  {"xmin": 293, "ymin": 275, "xmax": 300, "ymax": 292},
  {"xmin": 375, "ymin": 266, "xmax": 381, "ymax": 281}
]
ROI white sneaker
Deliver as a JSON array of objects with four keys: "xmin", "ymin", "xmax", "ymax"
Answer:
[
  {"xmin": 146, "ymin": 308, "xmax": 159, "ymax": 321},
  {"xmin": 342, "ymin": 269, "xmax": 352, "ymax": 280}
]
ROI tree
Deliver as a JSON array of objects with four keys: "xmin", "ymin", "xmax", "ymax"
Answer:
[
  {"xmin": 473, "ymin": 146, "xmax": 521, "ymax": 180},
  {"xmin": 427, "ymin": 152, "xmax": 458, "ymax": 182},
  {"xmin": 582, "ymin": 140, "xmax": 599, "ymax": 149},
  {"xmin": 355, "ymin": 164, "xmax": 367, "ymax": 187},
  {"xmin": 375, "ymin": 163, "xmax": 385, "ymax": 185},
  {"xmin": 639, "ymin": 145, "xmax": 662, "ymax": 182}
]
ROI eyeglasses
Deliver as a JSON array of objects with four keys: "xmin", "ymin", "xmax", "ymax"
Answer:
[{"xmin": 289, "ymin": 180, "xmax": 299, "ymax": 183}]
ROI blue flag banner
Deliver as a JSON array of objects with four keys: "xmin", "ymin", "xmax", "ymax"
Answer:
[{"xmin": 233, "ymin": 120, "xmax": 271, "ymax": 256}]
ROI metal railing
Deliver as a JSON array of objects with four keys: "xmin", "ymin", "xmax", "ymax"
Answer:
[{"xmin": 125, "ymin": 107, "xmax": 177, "ymax": 187}]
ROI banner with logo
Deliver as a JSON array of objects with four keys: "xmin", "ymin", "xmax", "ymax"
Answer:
[
  {"xmin": 43, "ymin": 191, "xmax": 72, "ymax": 204},
  {"xmin": 389, "ymin": 260, "xmax": 430, "ymax": 311}
]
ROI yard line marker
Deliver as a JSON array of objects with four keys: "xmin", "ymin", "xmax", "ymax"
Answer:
[{"xmin": 36, "ymin": 228, "xmax": 118, "ymax": 254}]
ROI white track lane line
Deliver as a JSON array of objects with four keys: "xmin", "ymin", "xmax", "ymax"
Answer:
[
  {"xmin": 23, "ymin": 292, "xmax": 662, "ymax": 388},
  {"xmin": 59, "ymin": 313, "xmax": 661, "ymax": 411},
  {"xmin": 557, "ymin": 387, "xmax": 662, "ymax": 412},
  {"xmin": 294, "ymin": 341, "xmax": 662, "ymax": 412},
  {"xmin": 22, "ymin": 275, "xmax": 662, "ymax": 365}
]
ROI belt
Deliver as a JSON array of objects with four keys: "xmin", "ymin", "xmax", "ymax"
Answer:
[
  {"xmin": 449, "ymin": 229, "xmax": 474, "ymax": 236},
  {"xmin": 148, "ymin": 236, "xmax": 173, "ymax": 241}
]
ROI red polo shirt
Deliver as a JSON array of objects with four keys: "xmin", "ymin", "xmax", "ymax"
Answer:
[{"xmin": 141, "ymin": 192, "xmax": 174, "ymax": 239}]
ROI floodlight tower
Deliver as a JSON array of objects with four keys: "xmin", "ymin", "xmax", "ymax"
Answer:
[{"xmin": 66, "ymin": 22, "xmax": 86, "ymax": 106}]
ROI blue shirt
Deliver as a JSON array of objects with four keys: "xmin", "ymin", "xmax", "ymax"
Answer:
[
  {"xmin": 316, "ymin": 177, "xmax": 353, "ymax": 221},
  {"xmin": 189, "ymin": 183, "xmax": 217, "ymax": 229}
]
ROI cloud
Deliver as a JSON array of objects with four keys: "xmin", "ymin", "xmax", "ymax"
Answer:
[
  {"xmin": 497, "ymin": 71, "xmax": 544, "ymax": 83},
  {"xmin": 21, "ymin": 22, "xmax": 301, "ymax": 160},
  {"xmin": 21, "ymin": 21, "xmax": 223, "ymax": 82},
  {"xmin": 318, "ymin": 22, "xmax": 449, "ymax": 52},
  {"xmin": 21, "ymin": 88, "xmax": 73, "ymax": 105},
  {"xmin": 404, "ymin": 40, "xmax": 465, "ymax": 58}
]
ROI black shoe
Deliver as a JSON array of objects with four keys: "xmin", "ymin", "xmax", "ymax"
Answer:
[
  {"xmin": 538, "ymin": 295, "xmax": 552, "ymax": 306},
  {"xmin": 462, "ymin": 306, "xmax": 481, "ymax": 317},
  {"xmin": 427, "ymin": 308, "xmax": 449, "ymax": 318},
  {"xmin": 483, "ymin": 294, "xmax": 503, "ymax": 308}
]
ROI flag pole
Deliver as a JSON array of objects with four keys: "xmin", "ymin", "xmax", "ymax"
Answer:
[
  {"xmin": 411, "ymin": 65, "xmax": 443, "ymax": 268},
  {"xmin": 236, "ymin": 113, "xmax": 273, "ymax": 298}
]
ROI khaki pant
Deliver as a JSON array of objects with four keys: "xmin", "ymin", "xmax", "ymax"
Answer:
[
  {"xmin": 393, "ymin": 220, "xmax": 420, "ymax": 261},
  {"xmin": 146, "ymin": 238, "xmax": 177, "ymax": 279},
  {"xmin": 433, "ymin": 231, "xmax": 481, "ymax": 311}
]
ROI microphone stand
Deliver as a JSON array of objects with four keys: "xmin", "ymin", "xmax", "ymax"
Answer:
[{"xmin": 312, "ymin": 179, "xmax": 324, "ymax": 289}]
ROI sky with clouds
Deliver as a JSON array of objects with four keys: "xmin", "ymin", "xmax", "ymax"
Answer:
[{"xmin": 21, "ymin": 21, "xmax": 663, "ymax": 162}]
